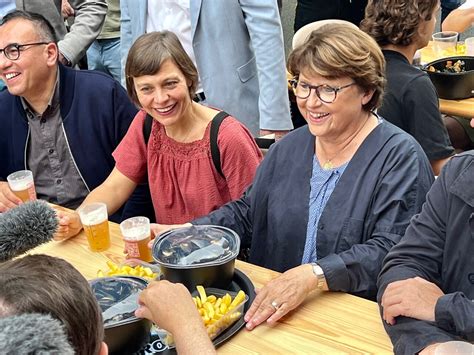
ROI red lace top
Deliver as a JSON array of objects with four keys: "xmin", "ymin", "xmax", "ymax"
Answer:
[{"xmin": 113, "ymin": 110, "xmax": 262, "ymax": 224}]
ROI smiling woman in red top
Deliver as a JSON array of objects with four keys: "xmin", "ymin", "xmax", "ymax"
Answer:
[{"xmin": 55, "ymin": 31, "xmax": 262, "ymax": 239}]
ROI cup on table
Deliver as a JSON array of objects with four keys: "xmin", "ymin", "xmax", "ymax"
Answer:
[
  {"xmin": 120, "ymin": 216, "xmax": 153, "ymax": 262},
  {"xmin": 6, "ymin": 170, "xmax": 37, "ymax": 202},
  {"xmin": 465, "ymin": 37, "xmax": 474, "ymax": 56},
  {"xmin": 78, "ymin": 202, "xmax": 111, "ymax": 252},
  {"xmin": 432, "ymin": 31, "xmax": 458, "ymax": 58},
  {"xmin": 434, "ymin": 341, "xmax": 474, "ymax": 354}
]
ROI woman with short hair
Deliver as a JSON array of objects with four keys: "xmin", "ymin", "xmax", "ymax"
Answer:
[{"xmin": 156, "ymin": 23, "xmax": 434, "ymax": 329}]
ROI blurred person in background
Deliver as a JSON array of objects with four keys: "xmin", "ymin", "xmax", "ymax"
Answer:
[
  {"xmin": 120, "ymin": 0, "xmax": 292, "ymax": 137},
  {"xmin": 152, "ymin": 23, "xmax": 434, "ymax": 330},
  {"xmin": 362, "ymin": 0, "xmax": 456, "ymax": 175},
  {"xmin": 442, "ymin": 0, "xmax": 474, "ymax": 32},
  {"xmin": 294, "ymin": 0, "xmax": 368, "ymax": 32},
  {"xmin": 62, "ymin": 0, "xmax": 122, "ymax": 81},
  {"xmin": 14, "ymin": 0, "xmax": 107, "ymax": 67}
]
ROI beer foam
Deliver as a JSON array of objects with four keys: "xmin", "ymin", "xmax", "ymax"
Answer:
[
  {"xmin": 82, "ymin": 209, "xmax": 107, "ymax": 225},
  {"xmin": 123, "ymin": 226, "xmax": 149, "ymax": 241}
]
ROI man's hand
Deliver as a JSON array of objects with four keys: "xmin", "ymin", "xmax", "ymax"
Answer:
[
  {"xmin": 53, "ymin": 208, "xmax": 83, "ymax": 241},
  {"xmin": 381, "ymin": 277, "xmax": 444, "ymax": 325},
  {"xmin": 259, "ymin": 129, "xmax": 290, "ymax": 140},
  {"xmin": 0, "ymin": 181, "xmax": 22, "ymax": 212}
]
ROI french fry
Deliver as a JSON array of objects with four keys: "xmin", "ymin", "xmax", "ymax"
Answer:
[
  {"xmin": 97, "ymin": 261, "xmax": 159, "ymax": 280},
  {"xmin": 192, "ymin": 286, "xmax": 248, "ymax": 340}
]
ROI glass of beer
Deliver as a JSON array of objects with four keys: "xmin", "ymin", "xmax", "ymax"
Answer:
[
  {"xmin": 120, "ymin": 216, "xmax": 153, "ymax": 262},
  {"xmin": 78, "ymin": 202, "xmax": 111, "ymax": 252},
  {"xmin": 7, "ymin": 170, "xmax": 37, "ymax": 202}
]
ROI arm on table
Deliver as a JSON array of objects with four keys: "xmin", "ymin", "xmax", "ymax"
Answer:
[{"xmin": 55, "ymin": 167, "xmax": 137, "ymax": 240}]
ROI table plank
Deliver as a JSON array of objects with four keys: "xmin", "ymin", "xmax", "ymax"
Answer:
[{"xmin": 29, "ymin": 221, "xmax": 393, "ymax": 354}]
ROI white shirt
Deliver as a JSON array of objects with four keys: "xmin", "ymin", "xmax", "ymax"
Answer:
[
  {"xmin": 460, "ymin": 0, "xmax": 474, "ymax": 9},
  {"xmin": 146, "ymin": 0, "xmax": 203, "ymax": 92}
]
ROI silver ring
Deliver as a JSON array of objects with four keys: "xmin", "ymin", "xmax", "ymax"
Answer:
[{"xmin": 271, "ymin": 300, "xmax": 279, "ymax": 311}]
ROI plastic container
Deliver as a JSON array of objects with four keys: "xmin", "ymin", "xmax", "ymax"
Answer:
[
  {"xmin": 89, "ymin": 276, "xmax": 152, "ymax": 354},
  {"xmin": 424, "ymin": 56, "xmax": 474, "ymax": 100},
  {"xmin": 160, "ymin": 287, "xmax": 249, "ymax": 348},
  {"xmin": 152, "ymin": 225, "xmax": 240, "ymax": 290}
]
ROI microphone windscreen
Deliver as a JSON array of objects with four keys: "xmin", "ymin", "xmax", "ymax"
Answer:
[
  {"xmin": 0, "ymin": 313, "xmax": 74, "ymax": 354},
  {"xmin": 0, "ymin": 201, "xmax": 58, "ymax": 262}
]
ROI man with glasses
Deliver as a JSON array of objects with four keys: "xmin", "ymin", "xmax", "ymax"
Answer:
[{"xmin": 0, "ymin": 11, "xmax": 151, "ymax": 221}]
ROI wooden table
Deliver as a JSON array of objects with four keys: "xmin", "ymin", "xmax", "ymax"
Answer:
[
  {"xmin": 30, "ymin": 222, "xmax": 393, "ymax": 354},
  {"xmin": 420, "ymin": 42, "xmax": 474, "ymax": 118}
]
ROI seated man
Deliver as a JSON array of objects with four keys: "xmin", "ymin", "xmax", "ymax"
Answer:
[
  {"xmin": 377, "ymin": 147, "xmax": 474, "ymax": 353},
  {"xmin": 442, "ymin": 0, "xmax": 474, "ymax": 32},
  {"xmin": 361, "ymin": 0, "xmax": 455, "ymax": 175},
  {"xmin": 0, "ymin": 254, "xmax": 215, "ymax": 354},
  {"xmin": 0, "ymin": 11, "xmax": 149, "ymax": 220}
]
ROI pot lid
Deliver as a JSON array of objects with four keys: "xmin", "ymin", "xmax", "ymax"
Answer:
[
  {"xmin": 89, "ymin": 276, "xmax": 147, "ymax": 327},
  {"xmin": 152, "ymin": 225, "xmax": 240, "ymax": 267}
]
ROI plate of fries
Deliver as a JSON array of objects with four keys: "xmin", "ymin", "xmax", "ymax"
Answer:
[{"xmin": 161, "ymin": 286, "xmax": 248, "ymax": 348}]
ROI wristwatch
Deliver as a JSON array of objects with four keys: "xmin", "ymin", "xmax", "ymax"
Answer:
[{"xmin": 311, "ymin": 263, "xmax": 327, "ymax": 290}]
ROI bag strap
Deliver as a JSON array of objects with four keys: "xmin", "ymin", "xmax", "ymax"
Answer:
[
  {"xmin": 210, "ymin": 111, "xmax": 229, "ymax": 178},
  {"xmin": 142, "ymin": 111, "xmax": 229, "ymax": 178},
  {"xmin": 143, "ymin": 114, "xmax": 153, "ymax": 145}
]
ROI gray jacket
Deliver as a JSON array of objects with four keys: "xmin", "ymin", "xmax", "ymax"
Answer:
[
  {"xmin": 120, "ymin": 0, "xmax": 292, "ymax": 135},
  {"xmin": 15, "ymin": 0, "xmax": 107, "ymax": 65},
  {"xmin": 378, "ymin": 151, "xmax": 474, "ymax": 354}
]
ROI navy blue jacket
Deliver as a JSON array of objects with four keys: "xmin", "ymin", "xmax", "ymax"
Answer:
[
  {"xmin": 0, "ymin": 65, "xmax": 153, "ymax": 220},
  {"xmin": 194, "ymin": 120, "xmax": 434, "ymax": 299},
  {"xmin": 378, "ymin": 152, "xmax": 474, "ymax": 354}
]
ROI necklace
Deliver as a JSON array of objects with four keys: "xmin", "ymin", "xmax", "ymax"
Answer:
[{"xmin": 318, "ymin": 115, "xmax": 371, "ymax": 170}]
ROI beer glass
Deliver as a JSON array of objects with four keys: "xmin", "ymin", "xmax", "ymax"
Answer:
[
  {"xmin": 7, "ymin": 170, "xmax": 37, "ymax": 202},
  {"xmin": 432, "ymin": 31, "xmax": 458, "ymax": 58},
  {"xmin": 78, "ymin": 202, "xmax": 111, "ymax": 252},
  {"xmin": 120, "ymin": 216, "xmax": 153, "ymax": 262}
]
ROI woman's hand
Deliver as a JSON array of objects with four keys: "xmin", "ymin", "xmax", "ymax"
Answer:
[
  {"xmin": 53, "ymin": 208, "xmax": 83, "ymax": 241},
  {"xmin": 244, "ymin": 264, "xmax": 318, "ymax": 330}
]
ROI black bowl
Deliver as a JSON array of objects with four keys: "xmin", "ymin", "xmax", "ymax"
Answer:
[
  {"xmin": 424, "ymin": 56, "xmax": 474, "ymax": 100},
  {"xmin": 152, "ymin": 225, "xmax": 240, "ymax": 291},
  {"xmin": 89, "ymin": 276, "xmax": 152, "ymax": 355}
]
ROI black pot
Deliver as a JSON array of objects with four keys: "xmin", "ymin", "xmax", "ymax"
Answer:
[
  {"xmin": 89, "ymin": 276, "xmax": 152, "ymax": 355},
  {"xmin": 424, "ymin": 56, "xmax": 474, "ymax": 100},
  {"xmin": 152, "ymin": 225, "xmax": 240, "ymax": 291}
]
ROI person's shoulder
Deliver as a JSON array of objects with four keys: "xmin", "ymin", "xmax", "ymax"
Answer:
[
  {"xmin": 73, "ymin": 68, "xmax": 120, "ymax": 86},
  {"xmin": 375, "ymin": 119, "xmax": 426, "ymax": 153}
]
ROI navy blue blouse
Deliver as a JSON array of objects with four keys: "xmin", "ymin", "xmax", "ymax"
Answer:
[{"xmin": 193, "ymin": 120, "xmax": 434, "ymax": 299}]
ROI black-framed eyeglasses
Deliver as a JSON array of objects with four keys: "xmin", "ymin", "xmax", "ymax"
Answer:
[
  {"xmin": 289, "ymin": 78, "xmax": 356, "ymax": 103},
  {"xmin": 0, "ymin": 42, "xmax": 49, "ymax": 61}
]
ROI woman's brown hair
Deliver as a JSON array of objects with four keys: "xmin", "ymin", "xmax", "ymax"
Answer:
[
  {"xmin": 125, "ymin": 30, "xmax": 199, "ymax": 106},
  {"xmin": 361, "ymin": 0, "xmax": 439, "ymax": 46},
  {"xmin": 287, "ymin": 23, "xmax": 386, "ymax": 112}
]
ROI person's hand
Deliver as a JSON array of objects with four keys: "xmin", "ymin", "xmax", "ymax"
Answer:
[
  {"xmin": 381, "ymin": 277, "xmax": 444, "ymax": 325},
  {"xmin": 61, "ymin": 0, "xmax": 75, "ymax": 18},
  {"xmin": 244, "ymin": 264, "xmax": 317, "ymax": 330},
  {"xmin": 135, "ymin": 280, "xmax": 202, "ymax": 334},
  {"xmin": 53, "ymin": 208, "xmax": 83, "ymax": 241},
  {"xmin": 259, "ymin": 129, "xmax": 290, "ymax": 141},
  {"xmin": 0, "ymin": 181, "xmax": 22, "ymax": 212}
]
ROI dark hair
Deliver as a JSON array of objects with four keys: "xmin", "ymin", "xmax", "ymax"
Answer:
[
  {"xmin": 0, "ymin": 255, "xmax": 103, "ymax": 355},
  {"xmin": 125, "ymin": 30, "xmax": 198, "ymax": 106},
  {"xmin": 361, "ymin": 0, "xmax": 439, "ymax": 46},
  {"xmin": 0, "ymin": 10, "xmax": 57, "ymax": 43},
  {"xmin": 287, "ymin": 23, "xmax": 385, "ymax": 112}
]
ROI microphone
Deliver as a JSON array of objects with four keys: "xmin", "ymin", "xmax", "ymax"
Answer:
[
  {"xmin": 0, "ymin": 313, "xmax": 74, "ymax": 354},
  {"xmin": 0, "ymin": 201, "xmax": 58, "ymax": 262}
]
